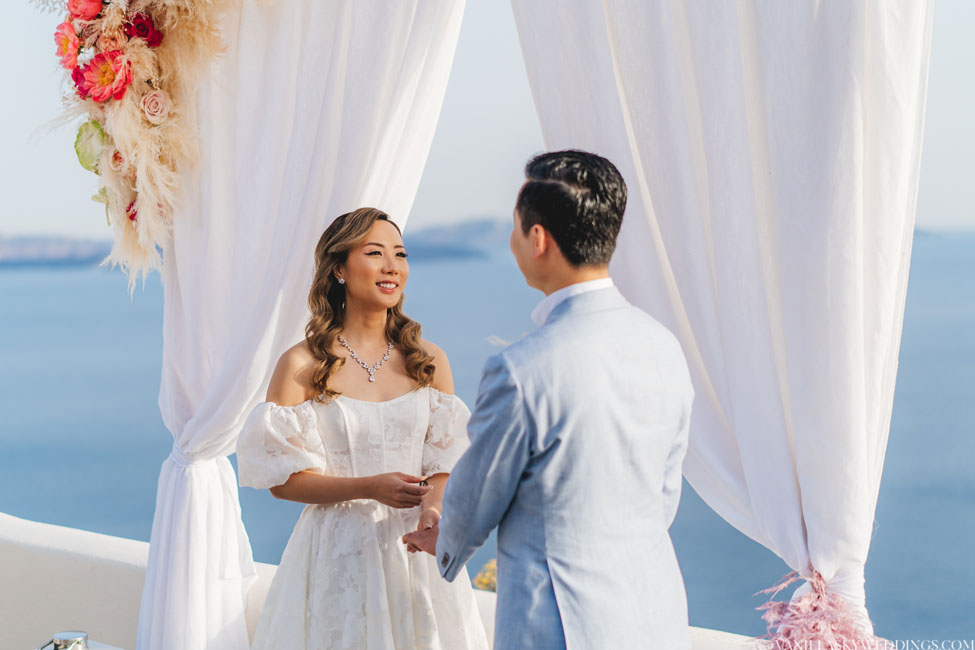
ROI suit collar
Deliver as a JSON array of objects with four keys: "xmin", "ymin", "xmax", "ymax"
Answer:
[
  {"xmin": 530, "ymin": 277, "xmax": 615, "ymax": 326},
  {"xmin": 543, "ymin": 285, "xmax": 627, "ymax": 326}
]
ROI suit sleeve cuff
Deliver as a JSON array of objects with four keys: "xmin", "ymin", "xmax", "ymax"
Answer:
[{"xmin": 435, "ymin": 524, "xmax": 462, "ymax": 582}]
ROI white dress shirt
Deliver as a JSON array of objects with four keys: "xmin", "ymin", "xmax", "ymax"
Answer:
[{"xmin": 530, "ymin": 277, "xmax": 615, "ymax": 326}]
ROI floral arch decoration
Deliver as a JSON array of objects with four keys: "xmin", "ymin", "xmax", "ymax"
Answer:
[{"xmin": 42, "ymin": 0, "xmax": 234, "ymax": 287}]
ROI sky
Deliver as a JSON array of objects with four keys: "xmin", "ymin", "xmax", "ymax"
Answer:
[{"xmin": 1, "ymin": 1, "xmax": 971, "ymax": 239}]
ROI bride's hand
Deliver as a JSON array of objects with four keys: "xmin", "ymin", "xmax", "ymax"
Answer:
[
  {"xmin": 417, "ymin": 506, "xmax": 441, "ymax": 531},
  {"xmin": 365, "ymin": 472, "xmax": 431, "ymax": 508}
]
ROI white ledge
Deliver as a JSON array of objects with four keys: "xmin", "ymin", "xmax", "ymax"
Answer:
[{"xmin": 0, "ymin": 511, "xmax": 752, "ymax": 649}]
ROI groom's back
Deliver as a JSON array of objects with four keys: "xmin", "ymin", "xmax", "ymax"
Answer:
[{"xmin": 495, "ymin": 286, "xmax": 693, "ymax": 650}]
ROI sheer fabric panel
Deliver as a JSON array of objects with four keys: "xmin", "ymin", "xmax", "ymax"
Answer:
[
  {"xmin": 137, "ymin": 2, "xmax": 465, "ymax": 648},
  {"xmin": 513, "ymin": 0, "xmax": 932, "ymax": 623}
]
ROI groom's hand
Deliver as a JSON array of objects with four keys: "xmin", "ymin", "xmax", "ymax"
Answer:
[
  {"xmin": 417, "ymin": 506, "xmax": 441, "ymax": 531},
  {"xmin": 402, "ymin": 524, "xmax": 439, "ymax": 556}
]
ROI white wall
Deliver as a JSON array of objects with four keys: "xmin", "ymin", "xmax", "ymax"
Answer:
[{"xmin": 0, "ymin": 512, "xmax": 749, "ymax": 649}]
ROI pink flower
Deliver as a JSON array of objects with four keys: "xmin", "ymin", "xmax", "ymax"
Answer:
[
  {"xmin": 110, "ymin": 149, "xmax": 137, "ymax": 182},
  {"xmin": 54, "ymin": 22, "xmax": 80, "ymax": 70},
  {"xmin": 140, "ymin": 89, "xmax": 172, "ymax": 125},
  {"xmin": 67, "ymin": 0, "xmax": 102, "ymax": 21},
  {"xmin": 71, "ymin": 65, "xmax": 90, "ymax": 99},
  {"xmin": 96, "ymin": 28, "xmax": 127, "ymax": 53},
  {"xmin": 109, "ymin": 149, "xmax": 125, "ymax": 172},
  {"xmin": 125, "ymin": 13, "xmax": 163, "ymax": 48},
  {"xmin": 82, "ymin": 51, "xmax": 132, "ymax": 103}
]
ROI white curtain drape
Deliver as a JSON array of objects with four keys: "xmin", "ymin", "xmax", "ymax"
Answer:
[
  {"xmin": 136, "ymin": 2, "xmax": 465, "ymax": 648},
  {"xmin": 513, "ymin": 0, "xmax": 932, "ymax": 628}
]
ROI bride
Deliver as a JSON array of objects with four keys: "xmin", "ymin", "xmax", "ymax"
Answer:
[{"xmin": 236, "ymin": 207, "xmax": 489, "ymax": 649}]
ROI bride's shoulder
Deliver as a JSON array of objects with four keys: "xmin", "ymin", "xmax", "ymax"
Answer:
[
  {"xmin": 267, "ymin": 341, "xmax": 318, "ymax": 406},
  {"xmin": 279, "ymin": 340, "xmax": 316, "ymax": 365},
  {"xmin": 420, "ymin": 338, "xmax": 454, "ymax": 395}
]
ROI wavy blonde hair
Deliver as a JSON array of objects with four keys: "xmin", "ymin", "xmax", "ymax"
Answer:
[{"xmin": 306, "ymin": 207, "xmax": 435, "ymax": 401}]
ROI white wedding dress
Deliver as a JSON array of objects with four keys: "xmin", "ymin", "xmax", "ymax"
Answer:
[{"xmin": 236, "ymin": 386, "xmax": 489, "ymax": 650}]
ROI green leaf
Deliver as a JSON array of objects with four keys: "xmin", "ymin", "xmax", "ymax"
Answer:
[
  {"xmin": 91, "ymin": 186, "xmax": 110, "ymax": 226},
  {"xmin": 75, "ymin": 119, "xmax": 106, "ymax": 173}
]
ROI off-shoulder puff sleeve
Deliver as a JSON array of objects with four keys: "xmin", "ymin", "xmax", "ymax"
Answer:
[
  {"xmin": 422, "ymin": 389, "xmax": 472, "ymax": 476},
  {"xmin": 236, "ymin": 401, "xmax": 326, "ymax": 489}
]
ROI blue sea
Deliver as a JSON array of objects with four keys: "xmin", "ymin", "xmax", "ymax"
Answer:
[{"xmin": 0, "ymin": 231, "xmax": 972, "ymax": 639}]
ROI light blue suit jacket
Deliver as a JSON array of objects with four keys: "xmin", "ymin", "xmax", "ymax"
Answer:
[{"xmin": 437, "ymin": 286, "xmax": 694, "ymax": 649}]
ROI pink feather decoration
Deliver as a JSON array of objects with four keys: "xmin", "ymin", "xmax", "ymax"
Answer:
[{"xmin": 754, "ymin": 571, "xmax": 890, "ymax": 649}]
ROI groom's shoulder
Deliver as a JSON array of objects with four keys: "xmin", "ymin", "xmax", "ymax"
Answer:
[
  {"xmin": 481, "ymin": 327, "xmax": 550, "ymax": 382},
  {"xmin": 491, "ymin": 316, "xmax": 588, "ymax": 380},
  {"xmin": 490, "ymin": 332, "xmax": 539, "ymax": 371}
]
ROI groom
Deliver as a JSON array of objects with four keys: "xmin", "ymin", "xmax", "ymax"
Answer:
[{"xmin": 404, "ymin": 150, "xmax": 694, "ymax": 649}]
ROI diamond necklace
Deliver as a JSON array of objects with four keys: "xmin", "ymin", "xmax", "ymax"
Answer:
[{"xmin": 337, "ymin": 335, "xmax": 394, "ymax": 383}]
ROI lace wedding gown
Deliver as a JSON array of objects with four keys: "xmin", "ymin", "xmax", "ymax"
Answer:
[{"xmin": 236, "ymin": 386, "xmax": 489, "ymax": 650}]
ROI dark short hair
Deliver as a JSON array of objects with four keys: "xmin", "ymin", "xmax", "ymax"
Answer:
[{"xmin": 516, "ymin": 150, "xmax": 627, "ymax": 266}]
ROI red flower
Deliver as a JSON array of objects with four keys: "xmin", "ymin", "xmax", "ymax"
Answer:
[
  {"xmin": 126, "ymin": 200, "xmax": 138, "ymax": 221},
  {"xmin": 124, "ymin": 13, "xmax": 163, "ymax": 48},
  {"xmin": 71, "ymin": 65, "xmax": 91, "ymax": 99},
  {"xmin": 81, "ymin": 51, "xmax": 132, "ymax": 102}
]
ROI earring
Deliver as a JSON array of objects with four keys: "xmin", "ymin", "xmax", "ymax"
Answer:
[{"xmin": 337, "ymin": 278, "xmax": 345, "ymax": 285}]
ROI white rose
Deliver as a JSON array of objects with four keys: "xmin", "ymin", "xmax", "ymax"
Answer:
[{"xmin": 140, "ymin": 89, "xmax": 172, "ymax": 125}]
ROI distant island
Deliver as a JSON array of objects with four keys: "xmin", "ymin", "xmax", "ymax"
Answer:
[
  {"xmin": 0, "ymin": 235, "xmax": 112, "ymax": 268},
  {"xmin": 3, "ymin": 223, "xmax": 954, "ymax": 269},
  {"xmin": 0, "ymin": 218, "xmax": 512, "ymax": 269},
  {"xmin": 402, "ymin": 217, "xmax": 511, "ymax": 260}
]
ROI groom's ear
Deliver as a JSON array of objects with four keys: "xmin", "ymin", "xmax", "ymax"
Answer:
[{"xmin": 529, "ymin": 224, "xmax": 550, "ymax": 258}]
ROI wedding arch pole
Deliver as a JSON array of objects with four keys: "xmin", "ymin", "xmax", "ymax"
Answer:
[
  {"xmin": 512, "ymin": 0, "xmax": 932, "ymax": 640},
  {"xmin": 136, "ymin": 2, "xmax": 466, "ymax": 648}
]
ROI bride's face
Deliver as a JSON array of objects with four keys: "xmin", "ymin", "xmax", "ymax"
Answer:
[{"xmin": 338, "ymin": 220, "xmax": 409, "ymax": 311}]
